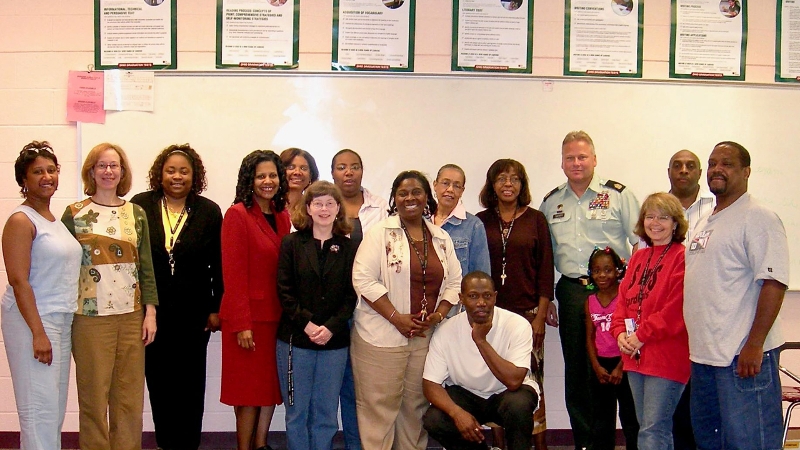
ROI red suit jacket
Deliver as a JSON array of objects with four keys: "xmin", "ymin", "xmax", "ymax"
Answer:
[{"xmin": 219, "ymin": 201, "xmax": 291, "ymax": 333}]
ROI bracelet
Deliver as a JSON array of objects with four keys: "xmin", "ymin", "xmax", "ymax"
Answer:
[
  {"xmin": 433, "ymin": 311, "xmax": 443, "ymax": 323},
  {"xmin": 389, "ymin": 310, "xmax": 398, "ymax": 320}
]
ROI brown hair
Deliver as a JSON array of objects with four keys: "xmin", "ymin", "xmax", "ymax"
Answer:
[
  {"xmin": 634, "ymin": 192, "xmax": 689, "ymax": 246},
  {"xmin": 291, "ymin": 180, "xmax": 353, "ymax": 235},
  {"xmin": 81, "ymin": 142, "xmax": 133, "ymax": 196},
  {"xmin": 478, "ymin": 159, "xmax": 532, "ymax": 209}
]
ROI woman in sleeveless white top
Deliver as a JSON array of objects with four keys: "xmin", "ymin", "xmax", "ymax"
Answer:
[{"xmin": 1, "ymin": 142, "xmax": 82, "ymax": 450}]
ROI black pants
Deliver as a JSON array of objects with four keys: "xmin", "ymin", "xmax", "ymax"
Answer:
[
  {"xmin": 589, "ymin": 356, "xmax": 639, "ymax": 450},
  {"xmin": 145, "ymin": 323, "xmax": 211, "ymax": 450},
  {"xmin": 556, "ymin": 277, "xmax": 594, "ymax": 449},
  {"xmin": 423, "ymin": 384, "xmax": 538, "ymax": 450}
]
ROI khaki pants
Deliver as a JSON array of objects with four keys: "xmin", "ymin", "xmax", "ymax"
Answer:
[
  {"xmin": 350, "ymin": 328, "xmax": 431, "ymax": 450},
  {"xmin": 72, "ymin": 311, "xmax": 145, "ymax": 450}
]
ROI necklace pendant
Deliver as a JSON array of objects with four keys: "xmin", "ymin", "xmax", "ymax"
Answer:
[{"xmin": 501, "ymin": 272, "xmax": 507, "ymax": 286}]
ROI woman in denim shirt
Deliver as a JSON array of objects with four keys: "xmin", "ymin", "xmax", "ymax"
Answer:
[{"xmin": 431, "ymin": 164, "xmax": 490, "ymax": 316}]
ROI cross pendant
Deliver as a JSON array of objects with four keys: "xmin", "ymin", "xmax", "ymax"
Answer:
[{"xmin": 501, "ymin": 272, "xmax": 507, "ymax": 286}]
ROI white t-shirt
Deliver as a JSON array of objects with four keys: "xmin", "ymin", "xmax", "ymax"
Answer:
[
  {"xmin": 684, "ymin": 193, "xmax": 789, "ymax": 366},
  {"xmin": 423, "ymin": 307, "xmax": 539, "ymax": 401}
]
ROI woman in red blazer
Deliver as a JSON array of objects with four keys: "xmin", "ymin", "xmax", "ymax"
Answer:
[{"xmin": 219, "ymin": 150, "xmax": 291, "ymax": 450}]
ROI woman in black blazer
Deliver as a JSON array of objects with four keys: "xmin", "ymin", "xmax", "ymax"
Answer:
[
  {"xmin": 130, "ymin": 144, "xmax": 223, "ymax": 450},
  {"xmin": 276, "ymin": 180, "xmax": 357, "ymax": 450}
]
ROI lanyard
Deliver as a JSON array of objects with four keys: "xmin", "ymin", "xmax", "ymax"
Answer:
[{"xmin": 162, "ymin": 198, "xmax": 187, "ymax": 275}]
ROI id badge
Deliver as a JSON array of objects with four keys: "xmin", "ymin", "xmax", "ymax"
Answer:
[{"xmin": 624, "ymin": 318, "xmax": 637, "ymax": 335}]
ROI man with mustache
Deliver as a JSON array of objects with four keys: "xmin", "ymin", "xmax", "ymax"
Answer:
[
  {"xmin": 421, "ymin": 271, "xmax": 540, "ymax": 450},
  {"xmin": 684, "ymin": 141, "xmax": 788, "ymax": 449}
]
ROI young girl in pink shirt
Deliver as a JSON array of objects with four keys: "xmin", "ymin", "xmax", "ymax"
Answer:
[{"xmin": 585, "ymin": 247, "xmax": 639, "ymax": 450}]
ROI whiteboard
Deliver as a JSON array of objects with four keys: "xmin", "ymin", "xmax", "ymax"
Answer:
[{"xmin": 82, "ymin": 73, "xmax": 800, "ymax": 288}]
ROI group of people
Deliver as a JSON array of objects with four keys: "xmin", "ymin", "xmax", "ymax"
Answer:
[{"xmin": 0, "ymin": 129, "xmax": 788, "ymax": 450}]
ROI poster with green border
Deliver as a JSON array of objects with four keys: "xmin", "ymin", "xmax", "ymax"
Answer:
[
  {"xmin": 215, "ymin": 0, "xmax": 300, "ymax": 69},
  {"xmin": 669, "ymin": 0, "xmax": 747, "ymax": 80},
  {"xmin": 776, "ymin": 0, "xmax": 800, "ymax": 83},
  {"xmin": 94, "ymin": 0, "xmax": 177, "ymax": 70},
  {"xmin": 450, "ymin": 0, "xmax": 533, "ymax": 73},
  {"xmin": 332, "ymin": 0, "xmax": 415, "ymax": 72},
  {"xmin": 564, "ymin": 0, "xmax": 643, "ymax": 78}
]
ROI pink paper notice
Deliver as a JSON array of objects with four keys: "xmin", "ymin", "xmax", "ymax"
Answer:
[{"xmin": 67, "ymin": 71, "xmax": 106, "ymax": 124}]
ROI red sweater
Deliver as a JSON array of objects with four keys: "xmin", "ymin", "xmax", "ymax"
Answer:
[{"xmin": 610, "ymin": 243, "xmax": 690, "ymax": 384}]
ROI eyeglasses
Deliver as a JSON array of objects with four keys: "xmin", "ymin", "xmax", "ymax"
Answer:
[
  {"xmin": 95, "ymin": 162, "xmax": 121, "ymax": 172},
  {"xmin": 310, "ymin": 200, "xmax": 338, "ymax": 210},
  {"xmin": 495, "ymin": 175, "xmax": 521, "ymax": 185},
  {"xmin": 644, "ymin": 214, "xmax": 672, "ymax": 222},
  {"xmin": 438, "ymin": 180, "xmax": 464, "ymax": 192},
  {"xmin": 335, "ymin": 163, "xmax": 362, "ymax": 172}
]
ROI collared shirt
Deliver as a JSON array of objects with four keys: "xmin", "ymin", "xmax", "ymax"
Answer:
[
  {"xmin": 437, "ymin": 202, "xmax": 491, "ymax": 277},
  {"xmin": 539, "ymin": 176, "xmax": 640, "ymax": 278},
  {"xmin": 359, "ymin": 186, "xmax": 389, "ymax": 233},
  {"xmin": 681, "ymin": 189, "xmax": 715, "ymax": 240}
]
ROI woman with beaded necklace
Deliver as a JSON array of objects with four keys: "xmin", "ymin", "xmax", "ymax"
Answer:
[{"xmin": 351, "ymin": 170, "xmax": 462, "ymax": 449}]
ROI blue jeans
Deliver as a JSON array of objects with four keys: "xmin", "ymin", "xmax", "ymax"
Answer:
[
  {"xmin": 627, "ymin": 372, "xmax": 685, "ymax": 450},
  {"xmin": 277, "ymin": 340, "xmax": 348, "ymax": 450},
  {"xmin": 690, "ymin": 350, "xmax": 783, "ymax": 450}
]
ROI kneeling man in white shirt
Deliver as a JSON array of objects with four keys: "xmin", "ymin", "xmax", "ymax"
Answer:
[{"xmin": 422, "ymin": 271, "xmax": 539, "ymax": 450}]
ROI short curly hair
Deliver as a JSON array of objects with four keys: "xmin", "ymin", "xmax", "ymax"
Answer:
[
  {"xmin": 15, "ymin": 141, "xmax": 59, "ymax": 197},
  {"xmin": 387, "ymin": 170, "xmax": 437, "ymax": 217},
  {"xmin": 146, "ymin": 144, "xmax": 208, "ymax": 194},
  {"xmin": 233, "ymin": 150, "xmax": 288, "ymax": 212}
]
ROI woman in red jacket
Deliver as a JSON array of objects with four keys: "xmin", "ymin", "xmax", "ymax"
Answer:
[
  {"xmin": 219, "ymin": 150, "xmax": 291, "ymax": 450},
  {"xmin": 610, "ymin": 192, "xmax": 690, "ymax": 450}
]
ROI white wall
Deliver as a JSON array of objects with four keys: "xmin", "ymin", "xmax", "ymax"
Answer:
[{"xmin": 0, "ymin": 0, "xmax": 795, "ymax": 433}]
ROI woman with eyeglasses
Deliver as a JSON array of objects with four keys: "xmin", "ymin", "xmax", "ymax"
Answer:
[
  {"xmin": 476, "ymin": 159, "xmax": 555, "ymax": 450},
  {"xmin": 62, "ymin": 142, "xmax": 158, "ymax": 450},
  {"xmin": 276, "ymin": 180, "xmax": 357, "ymax": 450},
  {"xmin": 280, "ymin": 148, "xmax": 320, "ymax": 212},
  {"xmin": 611, "ymin": 192, "xmax": 689, "ymax": 450},
  {"xmin": 351, "ymin": 170, "xmax": 462, "ymax": 449},
  {"xmin": 2, "ymin": 142, "xmax": 81, "ymax": 450},
  {"xmin": 431, "ymin": 164, "xmax": 490, "ymax": 315},
  {"xmin": 130, "ymin": 144, "xmax": 223, "ymax": 450}
]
